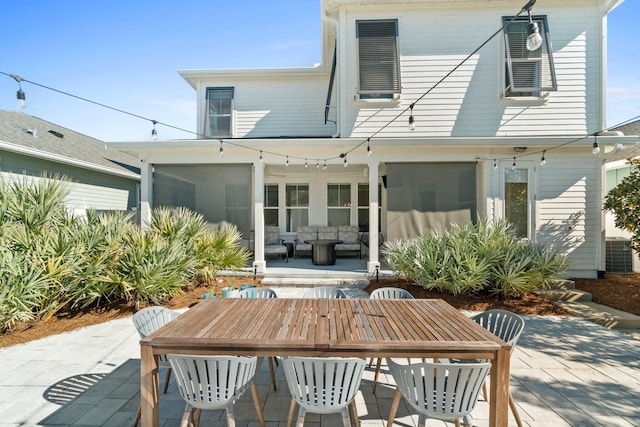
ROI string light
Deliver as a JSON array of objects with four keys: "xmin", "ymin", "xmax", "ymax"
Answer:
[
  {"xmin": 344, "ymin": 156, "xmax": 348, "ymax": 167},
  {"xmin": 540, "ymin": 150, "xmax": 546, "ymax": 166},
  {"xmin": 259, "ymin": 150, "xmax": 263, "ymax": 162},
  {"xmin": 366, "ymin": 138, "xmax": 372, "ymax": 156},
  {"xmin": 526, "ymin": 10, "xmax": 543, "ymax": 51},
  {"xmin": 219, "ymin": 141, "xmax": 224, "ymax": 156},
  {"xmin": 11, "ymin": 75, "xmax": 26, "ymax": 109},
  {"xmin": 511, "ymin": 157, "xmax": 517, "ymax": 170},
  {"xmin": 493, "ymin": 159, "xmax": 497, "ymax": 169},
  {"xmin": 592, "ymin": 134, "xmax": 600, "ymax": 154},
  {"xmin": 286, "ymin": 156, "xmax": 289, "ymax": 167},
  {"xmin": 304, "ymin": 158, "xmax": 308, "ymax": 168},
  {"xmin": 408, "ymin": 104, "xmax": 416, "ymax": 131},
  {"xmin": 151, "ymin": 120, "xmax": 158, "ymax": 140},
  {"xmin": 323, "ymin": 161, "xmax": 327, "ymax": 170},
  {"xmin": 1, "ymin": 0, "xmax": 634, "ymax": 171}
]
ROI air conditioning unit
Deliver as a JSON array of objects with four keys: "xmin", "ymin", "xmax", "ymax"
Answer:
[{"xmin": 605, "ymin": 238, "xmax": 633, "ymax": 274}]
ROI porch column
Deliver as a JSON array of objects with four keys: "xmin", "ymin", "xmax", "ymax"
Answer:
[
  {"xmin": 139, "ymin": 161, "xmax": 152, "ymax": 230},
  {"xmin": 368, "ymin": 160, "xmax": 380, "ymax": 273},
  {"xmin": 253, "ymin": 161, "xmax": 266, "ymax": 273}
]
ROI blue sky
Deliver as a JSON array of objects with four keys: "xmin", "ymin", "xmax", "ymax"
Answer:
[{"xmin": 0, "ymin": 0, "xmax": 637, "ymax": 141}]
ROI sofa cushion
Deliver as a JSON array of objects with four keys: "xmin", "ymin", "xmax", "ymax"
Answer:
[
  {"xmin": 296, "ymin": 226, "xmax": 318, "ymax": 243},
  {"xmin": 318, "ymin": 226, "xmax": 338, "ymax": 240},
  {"xmin": 264, "ymin": 226, "xmax": 281, "ymax": 245},
  {"xmin": 338, "ymin": 225, "xmax": 360, "ymax": 244}
]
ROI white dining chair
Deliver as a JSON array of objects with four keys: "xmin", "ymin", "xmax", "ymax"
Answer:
[
  {"xmin": 368, "ymin": 287, "xmax": 415, "ymax": 394},
  {"xmin": 167, "ymin": 354, "xmax": 266, "ymax": 427},
  {"xmin": 237, "ymin": 286, "xmax": 279, "ymax": 391},
  {"xmin": 302, "ymin": 286, "xmax": 347, "ymax": 298},
  {"xmin": 387, "ymin": 360, "xmax": 491, "ymax": 427},
  {"xmin": 469, "ymin": 309, "xmax": 525, "ymax": 427},
  {"xmin": 283, "ymin": 357, "xmax": 366, "ymax": 427},
  {"xmin": 131, "ymin": 306, "xmax": 180, "ymax": 427}
]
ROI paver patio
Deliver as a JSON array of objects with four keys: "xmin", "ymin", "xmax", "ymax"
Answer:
[{"xmin": 1, "ymin": 290, "xmax": 639, "ymax": 426}]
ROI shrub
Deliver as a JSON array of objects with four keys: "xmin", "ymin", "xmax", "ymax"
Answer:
[
  {"xmin": 383, "ymin": 219, "xmax": 569, "ymax": 296},
  {"xmin": 0, "ymin": 175, "xmax": 253, "ymax": 331}
]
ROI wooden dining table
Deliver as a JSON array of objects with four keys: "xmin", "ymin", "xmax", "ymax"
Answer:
[{"xmin": 139, "ymin": 297, "xmax": 511, "ymax": 426}]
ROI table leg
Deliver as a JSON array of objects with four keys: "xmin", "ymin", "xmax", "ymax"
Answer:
[
  {"xmin": 489, "ymin": 347, "xmax": 510, "ymax": 427},
  {"xmin": 140, "ymin": 344, "xmax": 159, "ymax": 427}
]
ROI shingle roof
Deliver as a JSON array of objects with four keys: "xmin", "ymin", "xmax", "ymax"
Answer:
[
  {"xmin": 613, "ymin": 120, "xmax": 640, "ymax": 137},
  {"xmin": 0, "ymin": 109, "xmax": 139, "ymax": 178}
]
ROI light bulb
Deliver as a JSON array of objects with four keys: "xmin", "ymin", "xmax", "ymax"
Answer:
[
  {"xmin": 219, "ymin": 143, "xmax": 224, "ymax": 156},
  {"xmin": 16, "ymin": 88, "xmax": 26, "ymax": 109},
  {"xmin": 592, "ymin": 142, "xmax": 600, "ymax": 155},
  {"xmin": 526, "ymin": 22, "xmax": 543, "ymax": 51},
  {"xmin": 511, "ymin": 158, "xmax": 517, "ymax": 170},
  {"xmin": 408, "ymin": 115, "xmax": 415, "ymax": 131},
  {"xmin": 344, "ymin": 157, "xmax": 348, "ymax": 167},
  {"xmin": 151, "ymin": 128, "xmax": 157, "ymax": 140}
]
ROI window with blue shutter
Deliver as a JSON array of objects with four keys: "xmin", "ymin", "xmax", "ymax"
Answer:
[
  {"xmin": 357, "ymin": 20, "xmax": 401, "ymax": 99},
  {"xmin": 503, "ymin": 15, "xmax": 557, "ymax": 97}
]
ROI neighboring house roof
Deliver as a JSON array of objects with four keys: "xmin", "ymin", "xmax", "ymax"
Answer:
[
  {"xmin": 613, "ymin": 120, "xmax": 640, "ymax": 137},
  {"xmin": 607, "ymin": 119, "xmax": 640, "ymax": 161},
  {"xmin": 0, "ymin": 109, "xmax": 140, "ymax": 179}
]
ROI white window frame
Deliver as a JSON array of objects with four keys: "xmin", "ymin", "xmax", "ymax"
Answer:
[
  {"xmin": 356, "ymin": 19, "xmax": 401, "ymax": 100},
  {"xmin": 285, "ymin": 184, "xmax": 309, "ymax": 233},
  {"xmin": 205, "ymin": 87, "xmax": 234, "ymax": 137},
  {"xmin": 327, "ymin": 183, "xmax": 352, "ymax": 226},
  {"xmin": 502, "ymin": 15, "xmax": 557, "ymax": 98},
  {"xmin": 499, "ymin": 160, "xmax": 535, "ymax": 240}
]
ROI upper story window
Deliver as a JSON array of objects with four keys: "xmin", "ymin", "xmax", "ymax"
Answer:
[
  {"xmin": 356, "ymin": 19, "xmax": 401, "ymax": 100},
  {"xmin": 205, "ymin": 87, "xmax": 233, "ymax": 137},
  {"xmin": 502, "ymin": 15, "xmax": 557, "ymax": 98}
]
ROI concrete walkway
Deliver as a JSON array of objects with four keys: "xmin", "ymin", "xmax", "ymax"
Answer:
[{"xmin": 1, "ymin": 288, "xmax": 639, "ymax": 426}]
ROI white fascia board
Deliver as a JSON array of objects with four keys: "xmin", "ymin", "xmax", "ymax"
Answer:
[
  {"xmin": 109, "ymin": 135, "xmax": 640, "ymax": 155},
  {"xmin": 178, "ymin": 66, "xmax": 326, "ymax": 90},
  {"xmin": 0, "ymin": 139, "xmax": 140, "ymax": 180}
]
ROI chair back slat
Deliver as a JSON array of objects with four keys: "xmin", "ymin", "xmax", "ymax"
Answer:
[
  {"xmin": 238, "ymin": 287, "xmax": 278, "ymax": 299},
  {"xmin": 283, "ymin": 357, "xmax": 365, "ymax": 414},
  {"xmin": 369, "ymin": 287, "xmax": 414, "ymax": 300},
  {"xmin": 472, "ymin": 309, "xmax": 525, "ymax": 349},
  {"xmin": 389, "ymin": 360, "xmax": 490, "ymax": 421},
  {"xmin": 167, "ymin": 355, "xmax": 257, "ymax": 409},
  {"xmin": 303, "ymin": 287, "xmax": 347, "ymax": 299}
]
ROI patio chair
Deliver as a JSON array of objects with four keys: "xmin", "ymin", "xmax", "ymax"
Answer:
[
  {"xmin": 368, "ymin": 288, "xmax": 414, "ymax": 394},
  {"xmin": 283, "ymin": 357, "xmax": 366, "ymax": 427},
  {"xmin": 468, "ymin": 309, "xmax": 525, "ymax": 427},
  {"xmin": 303, "ymin": 286, "xmax": 347, "ymax": 298},
  {"xmin": 264, "ymin": 225, "xmax": 288, "ymax": 262},
  {"xmin": 131, "ymin": 306, "xmax": 180, "ymax": 426},
  {"xmin": 386, "ymin": 360, "xmax": 491, "ymax": 427},
  {"xmin": 237, "ymin": 286, "xmax": 279, "ymax": 391},
  {"xmin": 238, "ymin": 287, "xmax": 278, "ymax": 299},
  {"xmin": 167, "ymin": 354, "xmax": 266, "ymax": 427}
]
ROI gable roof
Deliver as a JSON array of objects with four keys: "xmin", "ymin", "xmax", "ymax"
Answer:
[{"xmin": 0, "ymin": 110, "xmax": 139, "ymax": 179}]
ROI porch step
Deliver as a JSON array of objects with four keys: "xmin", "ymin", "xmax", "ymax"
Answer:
[
  {"xmin": 535, "ymin": 279, "xmax": 640, "ymax": 329},
  {"xmin": 261, "ymin": 277, "xmax": 370, "ymax": 289},
  {"xmin": 535, "ymin": 289, "xmax": 592, "ymax": 303}
]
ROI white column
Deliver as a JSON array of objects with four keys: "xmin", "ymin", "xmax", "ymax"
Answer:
[
  {"xmin": 368, "ymin": 160, "xmax": 380, "ymax": 273},
  {"xmin": 253, "ymin": 162, "xmax": 266, "ymax": 273},
  {"xmin": 139, "ymin": 161, "xmax": 153, "ymax": 230}
]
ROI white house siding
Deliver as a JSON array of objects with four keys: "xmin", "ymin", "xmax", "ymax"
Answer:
[
  {"xmin": 338, "ymin": 3, "xmax": 602, "ymax": 138},
  {"xmin": 536, "ymin": 153, "xmax": 601, "ymax": 278},
  {"xmin": 196, "ymin": 74, "xmax": 335, "ymax": 139}
]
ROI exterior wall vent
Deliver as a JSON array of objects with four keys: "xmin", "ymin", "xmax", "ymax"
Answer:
[{"xmin": 605, "ymin": 238, "xmax": 634, "ymax": 274}]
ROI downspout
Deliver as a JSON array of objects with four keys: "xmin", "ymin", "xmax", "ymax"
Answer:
[{"xmin": 323, "ymin": 11, "xmax": 340, "ymax": 138}]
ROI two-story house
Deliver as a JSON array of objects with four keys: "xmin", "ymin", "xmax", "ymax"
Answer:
[{"xmin": 112, "ymin": 0, "xmax": 636, "ymax": 278}]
